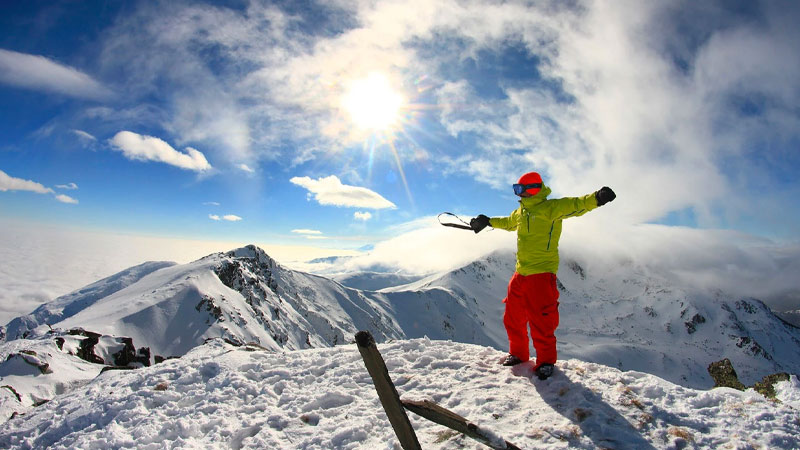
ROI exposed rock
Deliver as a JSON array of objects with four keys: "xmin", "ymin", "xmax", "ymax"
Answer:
[
  {"xmin": 67, "ymin": 329, "xmax": 104, "ymax": 364},
  {"xmin": 708, "ymin": 358, "xmax": 791, "ymax": 401},
  {"xmin": 684, "ymin": 313, "xmax": 706, "ymax": 334},
  {"xmin": 111, "ymin": 338, "xmax": 151, "ymax": 367},
  {"xmin": 752, "ymin": 372, "xmax": 791, "ymax": 400},
  {"xmin": 708, "ymin": 358, "xmax": 746, "ymax": 391},
  {"xmin": 5, "ymin": 352, "xmax": 53, "ymax": 375}
]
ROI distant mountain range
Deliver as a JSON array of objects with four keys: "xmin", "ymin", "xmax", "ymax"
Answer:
[{"xmin": 2, "ymin": 244, "xmax": 799, "ymax": 419}]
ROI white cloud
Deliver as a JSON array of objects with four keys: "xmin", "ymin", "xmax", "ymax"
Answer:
[
  {"xmin": 292, "ymin": 229, "xmax": 322, "ymax": 235},
  {"xmin": 0, "ymin": 170, "xmax": 54, "ymax": 194},
  {"xmin": 210, "ymin": 214, "xmax": 240, "ymax": 221},
  {"xmin": 72, "ymin": 129, "xmax": 97, "ymax": 142},
  {"xmin": 290, "ymin": 175, "xmax": 396, "ymax": 209},
  {"xmin": 354, "ymin": 211, "xmax": 372, "ymax": 221},
  {"xmin": 55, "ymin": 194, "xmax": 79, "ymax": 204},
  {"xmin": 84, "ymin": 1, "xmax": 800, "ymax": 236},
  {"xmin": 204, "ymin": 202, "xmax": 220, "ymax": 206},
  {"xmin": 56, "ymin": 182, "xmax": 79, "ymax": 190},
  {"xmin": 237, "ymin": 163, "xmax": 255, "ymax": 173},
  {"xmin": 110, "ymin": 131, "xmax": 212, "ymax": 172},
  {"xmin": 0, "ymin": 49, "xmax": 112, "ymax": 100},
  {"xmin": 336, "ymin": 216, "xmax": 516, "ymax": 276}
]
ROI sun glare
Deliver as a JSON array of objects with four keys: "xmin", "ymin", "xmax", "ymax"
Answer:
[{"xmin": 341, "ymin": 73, "xmax": 405, "ymax": 132}]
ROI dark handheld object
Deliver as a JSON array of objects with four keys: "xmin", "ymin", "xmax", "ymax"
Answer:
[
  {"xmin": 470, "ymin": 214, "xmax": 490, "ymax": 233},
  {"xmin": 595, "ymin": 186, "xmax": 616, "ymax": 206},
  {"xmin": 438, "ymin": 212, "xmax": 474, "ymax": 231}
]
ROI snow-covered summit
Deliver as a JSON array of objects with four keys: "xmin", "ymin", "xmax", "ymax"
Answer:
[
  {"xmin": 0, "ymin": 338, "xmax": 798, "ymax": 449},
  {"xmin": 1, "ymin": 261, "xmax": 175, "ymax": 342},
  {"xmin": 2, "ymin": 243, "xmax": 799, "ymax": 428},
  {"xmin": 2, "ymin": 245, "xmax": 404, "ymax": 360}
]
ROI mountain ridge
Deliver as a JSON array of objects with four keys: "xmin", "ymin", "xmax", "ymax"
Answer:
[{"xmin": 3, "ymin": 244, "xmax": 799, "ymax": 393}]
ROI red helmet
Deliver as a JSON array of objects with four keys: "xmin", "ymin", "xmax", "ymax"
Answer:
[{"xmin": 514, "ymin": 172, "xmax": 543, "ymax": 196}]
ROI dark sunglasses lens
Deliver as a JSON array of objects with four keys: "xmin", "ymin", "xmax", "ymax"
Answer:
[{"xmin": 513, "ymin": 183, "xmax": 542, "ymax": 195}]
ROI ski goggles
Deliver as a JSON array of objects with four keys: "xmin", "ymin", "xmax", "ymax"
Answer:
[{"xmin": 513, "ymin": 183, "xmax": 542, "ymax": 196}]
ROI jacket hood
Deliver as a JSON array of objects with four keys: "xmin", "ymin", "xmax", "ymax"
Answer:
[{"xmin": 519, "ymin": 184, "xmax": 551, "ymax": 207}]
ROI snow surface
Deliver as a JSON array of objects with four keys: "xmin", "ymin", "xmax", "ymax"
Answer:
[{"xmin": 0, "ymin": 338, "xmax": 797, "ymax": 449}]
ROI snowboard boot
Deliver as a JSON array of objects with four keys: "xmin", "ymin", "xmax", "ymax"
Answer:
[
  {"xmin": 535, "ymin": 363, "xmax": 554, "ymax": 380},
  {"xmin": 501, "ymin": 354, "xmax": 524, "ymax": 366}
]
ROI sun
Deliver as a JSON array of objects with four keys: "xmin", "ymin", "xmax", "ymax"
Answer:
[{"xmin": 341, "ymin": 73, "xmax": 405, "ymax": 132}]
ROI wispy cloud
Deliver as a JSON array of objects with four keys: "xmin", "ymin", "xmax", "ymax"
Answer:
[
  {"xmin": 290, "ymin": 175, "xmax": 396, "ymax": 209},
  {"xmin": 237, "ymin": 163, "xmax": 255, "ymax": 173},
  {"xmin": 70, "ymin": 1, "xmax": 800, "ymax": 235},
  {"xmin": 0, "ymin": 48, "xmax": 112, "ymax": 100},
  {"xmin": 208, "ymin": 214, "xmax": 241, "ymax": 222},
  {"xmin": 55, "ymin": 194, "xmax": 79, "ymax": 204},
  {"xmin": 72, "ymin": 129, "xmax": 97, "ymax": 142},
  {"xmin": 110, "ymin": 131, "xmax": 212, "ymax": 172},
  {"xmin": 292, "ymin": 229, "xmax": 322, "ymax": 235},
  {"xmin": 56, "ymin": 182, "xmax": 79, "ymax": 190},
  {"xmin": 1, "ymin": 170, "xmax": 78, "ymax": 204},
  {"xmin": 204, "ymin": 201, "xmax": 220, "ymax": 206},
  {"xmin": 354, "ymin": 211, "xmax": 372, "ymax": 221},
  {"xmin": 0, "ymin": 170, "xmax": 53, "ymax": 194}
]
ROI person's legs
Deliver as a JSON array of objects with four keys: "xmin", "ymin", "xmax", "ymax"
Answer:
[
  {"xmin": 502, "ymin": 272, "xmax": 530, "ymax": 361},
  {"xmin": 525, "ymin": 273, "xmax": 560, "ymax": 369}
]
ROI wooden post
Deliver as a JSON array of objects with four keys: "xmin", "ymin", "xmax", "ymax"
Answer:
[
  {"xmin": 355, "ymin": 331, "xmax": 421, "ymax": 450},
  {"xmin": 402, "ymin": 399, "xmax": 521, "ymax": 450}
]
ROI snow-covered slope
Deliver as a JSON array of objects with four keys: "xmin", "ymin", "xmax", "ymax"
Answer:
[
  {"xmin": 332, "ymin": 271, "xmax": 423, "ymax": 291},
  {"xmin": 3, "ymin": 246, "xmax": 404, "ymax": 360},
  {"xmin": 4, "ymin": 245, "xmax": 799, "ymax": 391},
  {"xmin": 1, "ymin": 261, "xmax": 175, "ymax": 342},
  {"xmin": 0, "ymin": 338, "xmax": 797, "ymax": 449},
  {"xmin": 384, "ymin": 248, "xmax": 800, "ymax": 388}
]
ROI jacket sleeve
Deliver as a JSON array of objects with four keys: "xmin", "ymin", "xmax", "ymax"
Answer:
[
  {"xmin": 545, "ymin": 193, "xmax": 599, "ymax": 220},
  {"xmin": 489, "ymin": 209, "xmax": 518, "ymax": 231}
]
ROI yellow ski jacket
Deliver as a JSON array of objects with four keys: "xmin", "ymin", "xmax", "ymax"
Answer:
[{"xmin": 489, "ymin": 184, "xmax": 599, "ymax": 275}]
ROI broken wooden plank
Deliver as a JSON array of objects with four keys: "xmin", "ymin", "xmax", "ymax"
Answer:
[
  {"xmin": 355, "ymin": 331, "xmax": 421, "ymax": 450},
  {"xmin": 401, "ymin": 399, "xmax": 521, "ymax": 450}
]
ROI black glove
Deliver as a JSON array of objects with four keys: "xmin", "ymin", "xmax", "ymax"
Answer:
[
  {"xmin": 595, "ymin": 186, "xmax": 616, "ymax": 206},
  {"xmin": 470, "ymin": 214, "xmax": 490, "ymax": 233}
]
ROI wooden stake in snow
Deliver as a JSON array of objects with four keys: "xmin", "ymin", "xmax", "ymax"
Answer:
[
  {"xmin": 355, "ymin": 331, "xmax": 421, "ymax": 450},
  {"xmin": 402, "ymin": 399, "xmax": 521, "ymax": 450},
  {"xmin": 355, "ymin": 331, "xmax": 521, "ymax": 450}
]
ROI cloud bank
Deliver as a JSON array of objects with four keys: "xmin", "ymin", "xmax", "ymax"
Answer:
[
  {"xmin": 290, "ymin": 175, "xmax": 396, "ymax": 209},
  {"xmin": 89, "ymin": 1, "xmax": 800, "ymax": 236},
  {"xmin": 0, "ymin": 170, "xmax": 53, "ymax": 194},
  {"xmin": 0, "ymin": 48, "xmax": 112, "ymax": 100},
  {"xmin": 1, "ymin": 170, "xmax": 80, "ymax": 205},
  {"xmin": 110, "ymin": 131, "xmax": 212, "ymax": 172}
]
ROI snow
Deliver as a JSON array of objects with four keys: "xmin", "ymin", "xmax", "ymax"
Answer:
[
  {"xmin": 2, "ymin": 244, "xmax": 799, "ymax": 448},
  {"xmin": 0, "ymin": 338, "xmax": 797, "ymax": 449}
]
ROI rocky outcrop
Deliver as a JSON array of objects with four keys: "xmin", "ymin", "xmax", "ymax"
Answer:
[{"xmin": 708, "ymin": 358, "xmax": 790, "ymax": 400}]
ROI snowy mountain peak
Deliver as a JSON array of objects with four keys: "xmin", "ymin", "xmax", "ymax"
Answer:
[{"xmin": 1, "ymin": 261, "xmax": 176, "ymax": 342}]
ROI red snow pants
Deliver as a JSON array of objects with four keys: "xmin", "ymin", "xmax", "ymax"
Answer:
[{"xmin": 503, "ymin": 272, "xmax": 560, "ymax": 368}]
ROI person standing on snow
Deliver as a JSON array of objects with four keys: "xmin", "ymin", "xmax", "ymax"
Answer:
[{"xmin": 469, "ymin": 171, "xmax": 616, "ymax": 380}]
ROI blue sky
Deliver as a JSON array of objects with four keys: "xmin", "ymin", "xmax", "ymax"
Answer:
[{"xmin": 2, "ymin": 0, "xmax": 800, "ymax": 260}]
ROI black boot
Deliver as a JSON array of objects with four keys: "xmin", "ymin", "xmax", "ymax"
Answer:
[
  {"xmin": 501, "ymin": 354, "xmax": 524, "ymax": 366},
  {"xmin": 535, "ymin": 364, "xmax": 554, "ymax": 380}
]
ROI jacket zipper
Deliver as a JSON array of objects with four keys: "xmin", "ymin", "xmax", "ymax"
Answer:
[{"xmin": 547, "ymin": 222, "xmax": 554, "ymax": 250}]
